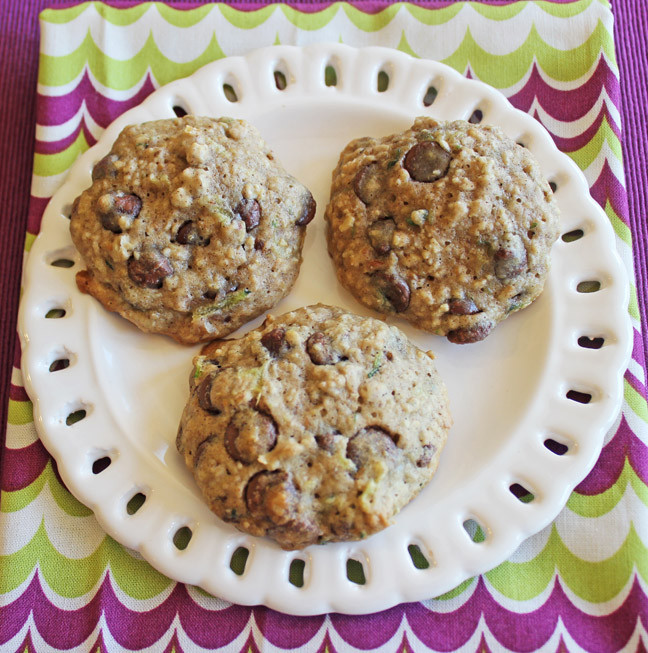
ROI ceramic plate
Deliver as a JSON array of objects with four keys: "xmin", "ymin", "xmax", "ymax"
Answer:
[{"xmin": 19, "ymin": 44, "xmax": 631, "ymax": 615}]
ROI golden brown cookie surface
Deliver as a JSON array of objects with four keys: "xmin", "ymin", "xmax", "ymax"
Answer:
[
  {"xmin": 325, "ymin": 118, "xmax": 560, "ymax": 343},
  {"xmin": 176, "ymin": 304, "xmax": 451, "ymax": 550},
  {"xmin": 70, "ymin": 116, "xmax": 315, "ymax": 344}
]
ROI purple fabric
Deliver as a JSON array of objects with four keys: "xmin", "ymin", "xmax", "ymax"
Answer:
[{"xmin": 614, "ymin": 0, "xmax": 648, "ymax": 386}]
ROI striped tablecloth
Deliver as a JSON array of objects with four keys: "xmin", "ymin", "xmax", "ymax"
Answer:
[{"xmin": 2, "ymin": 1, "xmax": 648, "ymax": 650}]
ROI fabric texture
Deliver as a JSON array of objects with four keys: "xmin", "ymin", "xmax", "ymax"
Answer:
[{"xmin": 2, "ymin": 1, "xmax": 648, "ymax": 650}]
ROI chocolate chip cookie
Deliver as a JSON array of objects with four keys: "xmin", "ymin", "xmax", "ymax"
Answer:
[
  {"xmin": 176, "ymin": 304, "xmax": 451, "ymax": 550},
  {"xmin": 70, "ymin": 116, "xmax": 316, "ymax": 344},
  {"xmin": 325, "ymin": 118, "xmax": 560, "ymax": 343}
]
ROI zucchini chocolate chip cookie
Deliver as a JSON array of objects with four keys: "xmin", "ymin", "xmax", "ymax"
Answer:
[
  {"xmin": 325, "ymin": 117, "xmax": 560, "ymax": 343},
  {"xmin": 176, "ymin": 304, "xmax": 451, "ymax": 550},
  {"xmin": 70, "ymin": 116, "xmax": 316, "ymax": 344}
]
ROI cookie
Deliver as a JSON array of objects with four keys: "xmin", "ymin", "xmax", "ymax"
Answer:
[
  {"xmin": 325, "ymin": 117, "xmax": 560, "ymax": 343},
  {"xmin": 70, "ymin": 116, "xmax": 316, "ymax": 344},
  {"xmin": 176, "ymin": 304, "xmax": 451, "ymax": 550}
]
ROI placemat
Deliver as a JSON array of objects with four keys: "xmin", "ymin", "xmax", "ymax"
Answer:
[{"xmin": 3, "ymin": 1, "xmax": 647, "ymax": 650}]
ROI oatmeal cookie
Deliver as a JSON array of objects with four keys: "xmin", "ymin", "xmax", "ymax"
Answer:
[
  {"xmin": 325, "ymin": 117, "xmax": 560, "ymax": 343},
  {"xmin": 70, "ymin": 116, "xmax": 315, "ymax": 344},
  {"xmin": 176, "ymin": 304, "xmax": 451, "ymax": 550}
]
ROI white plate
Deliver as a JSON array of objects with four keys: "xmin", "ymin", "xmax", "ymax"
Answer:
[{"xmin": 19, "ymin": 44, "xmax": 632, "ymax": 615}]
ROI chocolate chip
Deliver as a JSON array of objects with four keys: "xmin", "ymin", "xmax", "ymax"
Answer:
[
  {"xmin": 176, "ymin": 220, "xmax": 208, "ymax": 245},
  {"xmin": 235, "ymin": 199, "xmax": 261, "ymax": 231},
  {"xmin": 367, "ymin": 218, "xmax": 395, "ymax": 255},
  {"xmin": 193, "ymin": 433, "xmax": 218, "ymax": 470},
  {"xmin": 274, "ymin": 517, "xmax": 319, "ymax": 548},
  {"xmin": 448, "ymin": 298, "xmax": 480, "ymax": 315},
  {"xmin": 98, "ymin": 191, "xmax": 142, "ymax": 233},
  {"xmin": 447, "ymin": 322, "xmax": 493, "ymax": 344},
  {"xmin": 196, "ymin": 375, "xmax": 221, "ymax": 414},
  {"xmin": 372, "ymin": 271, "xmax": 410, "ymax": 312},
  {"xmin": 261, "ymin": 327, "xmax": 286, "ymax": 355},
  {"xmin": 416, "ymin": 444, "xmax": 436, "ymax": 467},
  {"xmin": 92, "ymin": 154, "xmax": 118, "ymax": 181},
  {"xmin": 494, "ymin": 235, "xmax": 527, "ymax": 280},
  {"xmin": 224, "ymin": 409, "xmax": 277, "ymax": 464},
  {"xmin": 127, "ymin": 250, "xmax": 173, "ymax": 289},
  {"xmin": 315, "ymin": 432, "xmax": 336, "ymax": 453},
  {"xmin": 296, "ymin": 192, "xmax": 316, "ymax": 226},
  {"xmin": 347, "ymin": 427, "xmax": 398, "ymax": 471},
  {"xmin": 354, "ymin": 163, "xmax": 381, "ymax": 204},
  {"xmin": 403, "ymin": 142, "xmax": 451, "ymax": 182},
  {"xmin": 254, "ymin": 239, "xmax": 265, "ymax": 251},
  {"xmin": 245, "ymin": 470, "xmax": 298, "ymax": 525},
  {"xmin": 306, "ymin": 332, "xmax": 337, "ymax": 365}
]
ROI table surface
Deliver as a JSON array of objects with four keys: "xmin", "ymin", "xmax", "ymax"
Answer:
[{"xmin": 1, "ymin": 0, "xmax": 647, "ymax": 642}]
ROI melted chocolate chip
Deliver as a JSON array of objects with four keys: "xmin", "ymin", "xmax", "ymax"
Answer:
[
  {"xmin": 98, "ymin": 191, "xmax": 142, "ymax": 233},
  {"xmin": 447, "ymin": 322, "xmax": 493, "ymax": 344},
  {"xmin": 296, "ymin": 192, "xmax": 316, "ymax": 226},
  {"xmin": 193, "ymin": 433, "xmax": 219, "ymax": 470},
  {"xmin": 367, "ymin": 218, "xmax": 396, "ymax": 255},
  {"xmin": 306, "ymin": 332, "xmax": 337, "ymax": 365},
  {"xmin": 354, "ymin": 163, "xmax": 381, "ymax": 204},
  {"xmin": 448, "ymin": 298, "xmax": 480, "ymax": 316},
  {"xmin": 494, "ymin": 246, "xmax": 527, "ymax": 280},
  {"xmin": 403, "ymin": 142, "xmax": 452, "ymax": 183},
  {"xmin": 224, "ymin": 409, "xmax": 277, "ymax": 464},
  {"xmin": 347, "ymin": 427, "xmax": 398, "ymax": 471},
  {"xmin": 372, "ymin": 271, "xmax": 411, "ymax": 312},
  {"xmin": 235, "ymin": 199, "xmax": 261, "ymax": 231},
  {"xmin": 176, "ymin": 221, "xmax": 208, "ymax": 245},
  {"xmin": 261, "ymin": 327, "xmax": 286, "ymax": 355},
  {"xmin": 273, "ymin": 517, "xmax": 319, "ymax": 548},
  {"xmin": 127, "ymin": 250, "xmax": 173, "ymax": 289},
  {"xmin": 245, "ymin": 470, "xmax": 298, "ymax": 525},
  {"xmin": 91, "ymin": 154, "xmax": 118, "ymax": 181},
  {"xmin": 196, "ymin": 375, "xmax": 221, "ymax": 414}
]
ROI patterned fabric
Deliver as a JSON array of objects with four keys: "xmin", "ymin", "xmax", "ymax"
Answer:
[{"xmin": 3, "ymin": 1, "xmax": 647, "ymax": 650}]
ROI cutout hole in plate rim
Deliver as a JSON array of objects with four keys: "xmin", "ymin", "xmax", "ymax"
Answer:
[
  {"xmin": 289, "ymin": 558, "xmax": 306, "ymax": 587},
  {"xmin": 324, "ymin": 61, "xmax": 338, "ymax": 87},
  {"xmin": 65, "ymin": 406, "xmax": 88, "ymax": 426},
  {"xmin": 407, "ymin": 543, "xmax": 431, "ymax": 570},
  {"xmin": 222, "ymin": 77, "xmax": 239, "ymax": 103},
  {"xmin": 468, "ymin": 108, "xmax": 484, "ymax": 124},
  {"xmin": 509, "ymin": 482, "xmax": 535, "ymax": 503},
  {"xmin": 543, "ymin": 437, "xmax": 572, "ymax": 456},
  {"xmin": 422, "ymin": 84, "xmax": 438, "ymax": 107},
  {"xmin": 230, "ymin": 546, "xmax": 250, "ymax": 575},
  {"xmin": 377, "ymin": 69, "xmax": 390, "ymax": 93},
  {"xmin": 49, "ymin": 357, "xmax": 70, "ymax": 373},
  {"xmin": 173, "ymin": 525, "xmax": 193, "ymax": 551},
  {"xmin": 462, "ymin": 518, "xmax": 487, "ymax": 544},
  {"xmin": 577, "ymin": 335, "xmax": 605, "ymax": 350},
  {"xmin": 346, "ymin": 557, "xmax": 367, "ymax": 585},
  {"xmin": 126, "ymin": 491, "xmax": 147, "ymax": 515}
]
